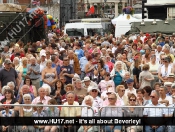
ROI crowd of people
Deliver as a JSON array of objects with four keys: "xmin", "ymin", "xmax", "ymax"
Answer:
[{"xmin": 0, "ymin": 31, "xmax": 175, "ymax": 132}]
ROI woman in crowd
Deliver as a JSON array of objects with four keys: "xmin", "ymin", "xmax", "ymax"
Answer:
[
  {"xmin": 85, "ymin": 55, "xmax": 95, "ymax": 80},
  {"xmin": 78, "ymin": 95, "xmax": 98, "ymax": 132},
  {"xmin": 139, "ymin": 64, "xmax": 154, "ymax": 89},
  {"xmin": 13, "ymin": 57, "xmax": 23, "ymax": 74},
  {"xmin": 0, "ymin": 102, "xmax": 15, "ymax": 132},
  {"xmin": 133, "ymin": 59, "xmax": 141, "ymax": 89},
  {"xmin": 98, "ymin": 72, "xmax": 115, "ymax": 93},
  {"xmin": 18, "ymin": 94, "xmax": 34, "ymax": 132},
  {"xmin": 61, "ymin": 84, "xmax": 78, "ymax": 103},
  {"xmin": 123, "ymin": 94, "xmax": 143, "ymax": 132},
  {"xmin": 101, "ymin": 93, "xmax": 122, "ymax": 132},
  {"xmin": 44, "ymin": 99, "xmax": 59, "ymax": 132},
  {"xmin": 42, "ymin": 60, "xmax": 58, "ymax": 95},
  {"xmin": 143, "ymin": 86, "xmax": 152, "ymax": 105},
  {"xmin": 23, "ymin": 77, "xmax": 37, "ymax": 97},
  {"xmin": 0, "ymin": 89, "xmax": 19, "ymax": 111},
  {"xmin": 55, "ymin": 80, "xmax": 66, "ymax": 96},
  {"xmin": 111, "ymin": 61, "xmax": 125, "ymax": 87},
  {"xmin": 21, "ymin": 57, "xmax": 28, "ymax": 87},
  {"xmin": 94, "ymin": 58, "xmax": 107, "ymax": 83},
  {"xmin": 149, "ymin": 54, "xmax": 159, "ymax": 87},
  {"xmin": 158, "ymin": 57, "xmax": 173, "ymax": 83}
]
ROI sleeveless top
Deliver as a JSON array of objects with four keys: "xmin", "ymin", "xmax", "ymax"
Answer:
[
  {"xmin": 44, "ymin": 73, "xmax": 56, "ymax": 88},
  {"xmin": 23, "ymin": 68, "xmax": 27, "ymax": 80},
  {"xmin": 161, "ymin": 65, "xmax": 172, "ymax": 77},
  {"xmin": 23, "ymin": 107, "xmax": 33, "ymax": 117}
]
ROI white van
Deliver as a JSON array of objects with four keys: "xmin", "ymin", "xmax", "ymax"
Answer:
[{"xmin": 64, "ymin": 23, "xmax": 103, "ymax": 37}]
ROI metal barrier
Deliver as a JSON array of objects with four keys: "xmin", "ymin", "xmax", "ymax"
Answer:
[{"xmin": 0, "ymin": 104, "xmax": 175, "ymax": 132}]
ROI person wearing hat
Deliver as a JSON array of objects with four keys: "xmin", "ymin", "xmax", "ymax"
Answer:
[
  {"xmin": 164, "ymin": 82, "xmax": 173, "ymax": 96},
  {"xmin": 82, "ymin": 86, "xmax": 103, "ymax": 109},
  {"xmin": 125, "ymin": 79, "xmax": 137, "ymax": 97},
  {"xmin": 82, "ymin": 76, "xmax": 97, "ymax": 89},
  {"xmin": 167, "ymin": 73, "xmax": 175, "ymax": 83},
  {"xmin": 0, "ymin": 59, "xmax": 19, "ymax": 94}
]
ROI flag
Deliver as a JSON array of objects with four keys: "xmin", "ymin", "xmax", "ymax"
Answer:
[
  {"xmin": 32, "ymin": 0, "xmax": 40, "ymax": 6},
  {"xmin": 86, "ymin": 6, "xmax": 95, "ymax": 16}
]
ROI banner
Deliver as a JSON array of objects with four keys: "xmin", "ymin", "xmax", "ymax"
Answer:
[{"xmin": 1, "ymin": 117, "xmax": 175, "ymax": 125}]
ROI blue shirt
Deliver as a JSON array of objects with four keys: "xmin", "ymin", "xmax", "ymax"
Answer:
[
  {"xmin": 79, "ymin": 56, "xmax": 88, "ymax": 72},
  {"xmin": 104, "ymin": 64, "xmax": 109, "ymax": 73},
  {"xmin": 52, "ymin": 63, "xmax": 61, "ymax": 75},
  {"xmin": 75, "ymin": 49, "xmax": 84, "ymax": 60}
]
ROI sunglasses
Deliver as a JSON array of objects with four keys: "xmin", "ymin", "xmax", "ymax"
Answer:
[
  {"xmin": 164, "ymin": 61, "xmax": 168, "ymax": 63},
  {"xmin": 92, "ymin": 90, "xmax": 98, "ymax": 92},
  {"xmin": 64, "ymin": 59, "xmax": 68, "ymax": 61},
  {"xmin": 25, "ymin": 99, "xmax": 30, "ymax": 100},
  {"xmin": 121, "ymin": 90, "xmax": 125, "ymax": 92},
  {"xmin": 108, "ymin": 98, "xmax": 115, "ymax": 100},
  {"xmin": 150, "ymin": 96, "xmax": 155, "ymax": 98},
  {"xmin": 107, "ymin": 92, "xmax": 111, "ymax": 95},
  {"xmin": 129, "ymin": 99, "xmax": 136, "ymax": 101}
]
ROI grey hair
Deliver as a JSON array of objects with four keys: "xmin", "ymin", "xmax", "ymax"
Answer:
[
  {"xmin": 13, "ymin": 57, "xmax": 20, "ymax": 63},
  {"xmin": 84, "ymin": 95, "xmax": 94, "ymax": 104},
  {"xmin": 164, "ymin": 44, "xmax": 170, "ymax": 51},
  {"xmin": 66, "ymin": 91, "xmax": 75, "ymax": 98},
  {"xmin": 160, "ymin": 86, "xmax": 168, "ymax": 92},
  {"xmin": 124, "ymin": 71, "xmax": 130, "ymax": 75},
  {"xmin": 151, "ymin": 90, "xmax": 160, "ymax": 98},
  {"xmin": 42, "ymin": 85, "xmax": 51, "ymax": 94},
  {"xmin": 115, "ymin": 61, "xmax": 122, "ymax": 65},
  {"xmin": 75, "ymin": 79, "xmax": 82, "ymax": 83},
  {"xmin": 2, "ymin": 86, "xmax": 10, "ymax": 95},
  {"xmin": 23, "ymin": 94, "xmax": 31, "ymax": 101},
  {"xmin": 7, "ymin": 81, "xmax": 15, "ymax": 88}
]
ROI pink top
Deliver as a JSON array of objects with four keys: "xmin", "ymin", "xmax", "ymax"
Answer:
[
  {"xmin": 0, "ymin": 96, "xmax": 5, "ymax": 101},
  {"xmin": 30, "ymin": 85, "xmax": 34, "ymax": 94},
  {"xmin": 106, "ymin": 61, "xmax": 114, "ymax": 72},
  {"xmin": 98, "ymin": 80, "xmax": 115, "ymax": 93}
]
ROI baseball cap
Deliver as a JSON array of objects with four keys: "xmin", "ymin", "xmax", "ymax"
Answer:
[
  {"xmin": 126, "ymin": 79, "xmax": 134, "ymax": 84},
  {"xmin": 4, "ymin": 59, "xmax": 12, "ymax": 64}
]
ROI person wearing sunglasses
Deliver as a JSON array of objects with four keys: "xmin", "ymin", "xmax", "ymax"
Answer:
[
  {"xmin": 116, "ymin": 85, "xmax": 128, "ymax": 106},
  {"xmin": 143, "ymin": 90, "xmax": 166, "ymax": 132},
  {"xmin": 123, "ymin": 94, "xmax": 143, "ymax": 132},
  {"xmin": 101, "ymin": 93, "xmax": 122, "ymax": 132},
  {"xmin": 82, "ymin": 86, "xmax": 103, "ymax": 109}
]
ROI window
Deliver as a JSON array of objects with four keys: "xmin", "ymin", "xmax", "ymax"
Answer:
[{"xmin": 66, "ymin": 29, "xmax": 84, "ymax": 36}]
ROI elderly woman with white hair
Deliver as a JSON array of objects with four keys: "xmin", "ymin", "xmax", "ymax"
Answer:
[
  {"xmin": 18, "ymin": 94, "xmax": 34, "ymax": 132},
  {"xmin": 42, "ymin": 59, "xmax": 58, "ymax": 95},
  {"xmin": 111, "ymin": 61, "xmax": 125, "ymax": 87},
  {"xmin": 78, "ymin": 95, "xmax": 98, "ymax": 132},
  {"xmin": 42, "ymin": 84, "xmax": 51, "ymax": 97}
]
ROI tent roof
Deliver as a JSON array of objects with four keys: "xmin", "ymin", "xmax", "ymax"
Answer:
[
  {"xmin": 111, "ymin": 14, "xmax": 139, "ymax": 24},
  {"xmin": 131, "ymin": 20, "xmax": 175, "ymax": 34}
]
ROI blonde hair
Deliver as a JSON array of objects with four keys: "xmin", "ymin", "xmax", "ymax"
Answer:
[
  {"xmin": 116, "ymin": 85, "xmax": 125, "ymax": 92},
  {"xmin": 21, "ymin": 57, "xmax": 28, "ymax": 63}
]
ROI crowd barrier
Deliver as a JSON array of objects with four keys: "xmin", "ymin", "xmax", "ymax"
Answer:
[{"xmin": 0, "ymin": 104, "xmax": 175, "ymax": 132}]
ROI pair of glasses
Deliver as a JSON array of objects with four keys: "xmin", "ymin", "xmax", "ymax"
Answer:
[
  {"xmin": 129, "ymin": 99, "xmax": 136, "ymax": 101},
  {"xmin": 92, "ymin": 90, "xmax": 97, "ymax": 92},
  {"xmin": 108, "ymin": 98, "xmax": 115, "ymax": 100},
  {"xmin": 64, "ymin": 59, "xmax": 68, "ymax": 61},
  {"xmin": 121, "ymin": 90, "xmax": 125, "ymax": 92},
  {"xmin": 150, "ymin": 96, "xmax": 155, "ymax": 98},
  {"xmin": 25, "ymin": 99, "xmax": 30, "ymax": 100}
]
